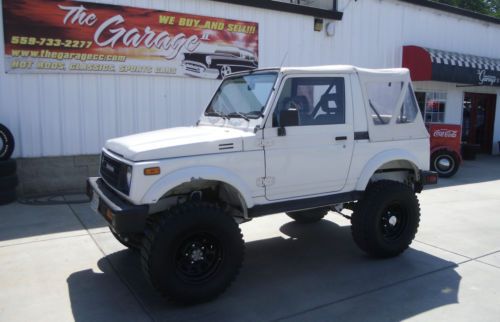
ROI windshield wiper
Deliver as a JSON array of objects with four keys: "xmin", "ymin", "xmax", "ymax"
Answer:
[
  {"xmin": 246, "ymin": 110, "xmax": 264, "ymax": 118},
  {"xmin": 205, "ymin": 110, "xmax": 227, "ymax": 119},
  {"xmin": 227, "ymin": 112, "xmax": 250, "ymax": 121}
]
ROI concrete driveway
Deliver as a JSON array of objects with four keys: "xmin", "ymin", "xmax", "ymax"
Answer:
[{"xmin": 1, "ymin": 156, "xmax": 500, "ymax": 322}]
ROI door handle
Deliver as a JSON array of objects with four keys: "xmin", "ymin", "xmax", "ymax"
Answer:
[{"xmin": 335, "ymin": 136, "xmax": 348, "ymax": 141}]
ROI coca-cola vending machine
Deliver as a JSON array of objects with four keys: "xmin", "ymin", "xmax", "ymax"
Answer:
[{"xmin": 426, "ymin": 124, "xmax": 462, "ymax": 177}]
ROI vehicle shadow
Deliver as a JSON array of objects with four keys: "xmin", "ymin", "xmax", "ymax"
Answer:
[{"xmin": 67, "ymin": 219, "xmax": 461, "ymax": 322}]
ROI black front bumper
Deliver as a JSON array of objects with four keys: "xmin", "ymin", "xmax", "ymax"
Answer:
[{"xmin": 86, "ymin": 177, "xmax": 149, "ymax": 234}]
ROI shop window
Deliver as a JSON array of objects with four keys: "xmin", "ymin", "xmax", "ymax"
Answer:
[
  {"xmin": 415, "ymin": 91, "xmax": 446, "ymax": 123},
  {"xmin": 366, "ymin": 81, "xmax": 403, "ymax": 125}
]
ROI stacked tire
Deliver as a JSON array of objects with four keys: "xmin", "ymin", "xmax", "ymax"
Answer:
[{"xmin": 0, "ymin": 124, "xmax": 17, "ymax": 205}]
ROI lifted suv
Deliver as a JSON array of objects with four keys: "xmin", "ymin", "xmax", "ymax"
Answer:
[{"xmin": 87, "ymin": 65, "xmax": 437, "ymax": 304}]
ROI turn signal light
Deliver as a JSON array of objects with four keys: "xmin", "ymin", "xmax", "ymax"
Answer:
[
  {"xmin": 105, "ymin": 209, "xmax": 113, "ymax": 222},
  {"xmin": 426, "ymin": 174, "xmax": 438, "ymax": 184},
  {"xmin": 144, "ymin": 167, "xmax": 161, "ymax": 176}
]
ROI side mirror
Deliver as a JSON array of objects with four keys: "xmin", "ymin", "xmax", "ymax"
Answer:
[{"xmin": 278, "ymin": 109, "xmax": 299, "ymax": 136}]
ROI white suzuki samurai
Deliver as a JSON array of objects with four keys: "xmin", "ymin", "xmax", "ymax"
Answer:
[{"xmin": 87, "ymin": 65, "xmax": 437, "ymax": 304}]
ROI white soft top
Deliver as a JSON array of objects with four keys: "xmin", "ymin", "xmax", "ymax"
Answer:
[{"xmin": 279, "ymin": 65, "xmax": 409, "ymax": 77}]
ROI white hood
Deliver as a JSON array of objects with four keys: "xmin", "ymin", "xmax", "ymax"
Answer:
[{"xmin": 105, "ymin": 126, "xmax": 254, "ymax": 161}]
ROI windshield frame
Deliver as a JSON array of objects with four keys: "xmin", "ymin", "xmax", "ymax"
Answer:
[{"xmin": 204, "ymin": 70, "xmax": 279, "ymax": 121}]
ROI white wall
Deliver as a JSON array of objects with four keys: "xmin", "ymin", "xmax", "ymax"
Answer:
[{"xmin": 2, "ymin": 0, "xmax": 500, "ymax": 157}]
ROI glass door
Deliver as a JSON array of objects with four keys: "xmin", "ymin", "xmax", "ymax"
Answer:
[{"xmin": 462, "ymin": 93, "xmax": 497, "ymax": 154}]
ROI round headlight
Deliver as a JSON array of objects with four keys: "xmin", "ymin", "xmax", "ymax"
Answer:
[
  {"xmin": 206, "ymin": 56, "xmax": 212, "ymax": 66},
  {"xmin": 126, "ymin": 166, "xmax": 132, "ymax": 187}
]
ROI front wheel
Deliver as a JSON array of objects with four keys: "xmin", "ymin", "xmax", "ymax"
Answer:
[
  {"xmin": 351, "ymin": 180, "xmax": 420, "ymax": 258},
  {"xmin": 219, "ymin": 65, "xmax": 232, "ymax": 78},
  {"xmin": 431, "ymin": 150, "xmax": 459, "ymax": 178},
  {"xmin": 141, "ymin": 202, "xmax": 244, "ymax": 304}
]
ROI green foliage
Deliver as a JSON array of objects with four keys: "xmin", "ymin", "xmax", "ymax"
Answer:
[{"xmin": 435, "ymin": 0, "xmax": 500, "ymax": 18}]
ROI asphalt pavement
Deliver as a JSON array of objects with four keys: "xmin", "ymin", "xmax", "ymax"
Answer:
[{"xmin": 1, "ymin": 155, "xmax": 500, "ymax": 322}]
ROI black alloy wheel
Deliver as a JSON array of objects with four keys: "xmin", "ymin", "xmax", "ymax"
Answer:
[
  {"xmin": 380, "ymin": 204, "xmax": 409, "ymax": 241},
  {"xmin": 175, "ymin": 232, "xmax": 223, "ymax": 284}
]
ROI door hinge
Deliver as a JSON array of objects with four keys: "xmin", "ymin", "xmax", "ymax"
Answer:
[
  {"xmin": 257, "ymin": 177, "xmax": 275, "ymax": 187},
  {"xmin": 257, "ymin": 139, "xmax": 273, "ymax": 147}
]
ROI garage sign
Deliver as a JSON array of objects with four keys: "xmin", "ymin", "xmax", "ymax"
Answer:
[{"xmin": 2, "ymin": 0, "xmax": 259, "ymax": 79}]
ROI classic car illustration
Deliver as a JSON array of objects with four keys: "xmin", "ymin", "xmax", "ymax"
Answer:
[{"xmin": 181, "ymin": 47, "xmax": 258, "ymax": 79}]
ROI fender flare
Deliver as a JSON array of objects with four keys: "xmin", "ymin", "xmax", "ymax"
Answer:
[
  {"xmin": 140, "ymin": 166, "xmax": 255, "ymax": 208},
  {"xmin": 355, "ymin": 149, "xmax": 421, "ymax": 191}
]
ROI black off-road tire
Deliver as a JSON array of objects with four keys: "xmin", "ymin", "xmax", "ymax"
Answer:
[
  {"xmin": 0, "ymin": 124, "xmax": 15, "ymax": 161},
  {"xmin": 110, "ymin": 229, "xmax": 142, "ymax": 250},
  {"xmin": 286, "ymin": 207, "xmax": 329, "ymax": 224},
  {"xmin": 351, "ymin": 180, "xmax": 420, "ymax": 258},
  {"xmin": 0, "ymin": 174, "xmax": 18, "ymax": 190},
  {"xmin": 0, "ymin": 189, "xmax": 16, "ymax": 205},
  {"xmin": 0, "ymin": 159, "xmax": 17, "ymax": 177},
  {"xmin": 141, "ymin": 202, "xmax": 245, "ymax": 304},
  {"xmin": 431, "ymin": 150, "xmax": 459, "ymax": 178}
]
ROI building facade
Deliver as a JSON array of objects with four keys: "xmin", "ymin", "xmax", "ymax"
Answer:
[{"xmin": 1, "ymin": 0, "xmax": 499, "ymax": 195}]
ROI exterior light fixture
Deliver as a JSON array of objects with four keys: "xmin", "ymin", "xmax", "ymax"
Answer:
[
  {"xmin": 314, "ymin": 18, "xmax": 323, "ymax": 31},
  {"xmin": 326, "ymin": 22, "xmax": 335, "ymax": 36}
]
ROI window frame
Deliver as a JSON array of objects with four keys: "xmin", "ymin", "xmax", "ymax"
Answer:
[
  {"xmin": 397, "ymin": 83, "xmax": 420, "ymax": 124},
  {"xmin": 271, "ymin": 75, "xmax": 347, "ymax": 127},
  {"xmin": 415, "ymin": 91, "xmax": 447, "ymax": 124},
  {"xmin": 365, "ymin": 80, "xmax": 405, "ymax": 126}
]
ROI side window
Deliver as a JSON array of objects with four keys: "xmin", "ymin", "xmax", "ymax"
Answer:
[
  {"xmin": 397, "ymin": 84, "xmax": 419, "ymax": 124},
  {"xmin": 414, "ymin": 91, "xmax": 447, "ymax": 123},
  {"xmin": 366, "ymin": 81, "xmax": 403, "ymax": 125},
  {"xmin": 273, "ymin": 77, "xmax": 345, "ymax": 127}
]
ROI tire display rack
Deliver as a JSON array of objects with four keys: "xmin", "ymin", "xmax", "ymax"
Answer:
[{"xmin": 0, "ymin": 124, "xmax": 17, "ymax": 205}]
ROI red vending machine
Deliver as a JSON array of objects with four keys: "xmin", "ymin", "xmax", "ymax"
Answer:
[{"xmin": 426, "ymin": 124, "xmax": 462, "ymax": 177}]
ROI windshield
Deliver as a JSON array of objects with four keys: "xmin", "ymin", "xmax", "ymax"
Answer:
[{"xmin": 205, "ymin": 72, "xmax": 278, "ymax": 119}]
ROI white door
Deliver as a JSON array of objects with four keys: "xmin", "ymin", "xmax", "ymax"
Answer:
[{"xmin": 263, "ymin": 75, "xmax": 354, "ymax": 201}]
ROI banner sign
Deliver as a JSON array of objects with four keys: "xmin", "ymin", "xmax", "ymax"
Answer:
[{"xmin": 2, "ymin": 0, "xmax": 259, "ymax": 79}]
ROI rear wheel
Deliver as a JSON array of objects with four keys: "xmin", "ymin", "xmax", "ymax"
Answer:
[
  {"xmin": 351, "ymin": 180, "xmax": 420, "ymax": 258},
  {"xmin": 141, "ymin": 202, "xmax": 244, "ymax": 304},
  {"xmin": 286, "ymin": 208, "xmax": 329, "ymax": 224},
  {"xmin": 431, "ymin": 150, "xmax": 459, "ymax": 178}
]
